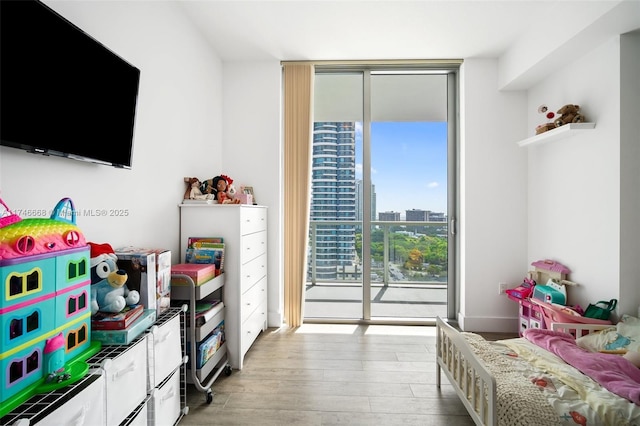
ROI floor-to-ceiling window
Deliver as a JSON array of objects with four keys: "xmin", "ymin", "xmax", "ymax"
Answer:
[{"xmin": 305, "ymin": 63, "xmax": 459, "ymax": 324}]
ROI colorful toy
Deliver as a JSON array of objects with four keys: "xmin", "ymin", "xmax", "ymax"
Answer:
[
  {"xmin": 89, "ymin": 242, "xmax": 139, "ymax": 314},
  {"xmin": 0, "ymin": 198, "xmax": 99, "ymax": 417},
  {"xmin": 506, "ymin": 277, "xmax": 536, "ymax": 299}
]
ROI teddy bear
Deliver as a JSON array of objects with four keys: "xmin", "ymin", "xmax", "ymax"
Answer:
[
  {"xmin": 554, "ymin": 104, "xmax": 584, "ymax": 127},
  {"xmin": 89, "ymin": 242, "xmax": 140, "ymax": 314}
]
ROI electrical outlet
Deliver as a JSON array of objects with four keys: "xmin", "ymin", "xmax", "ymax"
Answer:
[{"xmin": 498, "ymin": 282, "xmax": 508, "ymax": 295}]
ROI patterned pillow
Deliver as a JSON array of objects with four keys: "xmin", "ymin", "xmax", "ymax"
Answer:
[{"xmin": 576, "ymin": 314, "xmax": 640, "ymax": 352}]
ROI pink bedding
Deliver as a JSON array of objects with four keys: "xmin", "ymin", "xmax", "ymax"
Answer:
[{"xmin": 523, "ymin": 328, "xmax": 640, "ymax": 405}]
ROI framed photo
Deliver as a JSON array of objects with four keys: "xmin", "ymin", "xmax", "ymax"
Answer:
[{"xmin": 242, "ymin": 186, "xmax": 256, "ymax": 205}]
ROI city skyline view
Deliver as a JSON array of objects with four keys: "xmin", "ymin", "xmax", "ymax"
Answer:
[{"xmin": 355, "ymin": 121, "xmax": 448, "ymax": 217}]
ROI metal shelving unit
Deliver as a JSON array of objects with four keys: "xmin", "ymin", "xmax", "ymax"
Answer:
[{"xmin": 171, "ymin": 273, "xmax": 231, "ymax": 404}]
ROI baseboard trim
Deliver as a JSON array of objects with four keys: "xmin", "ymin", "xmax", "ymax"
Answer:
[{"xmin": 457, "ymin": 312, "xmax": 519, "ymax": 333}]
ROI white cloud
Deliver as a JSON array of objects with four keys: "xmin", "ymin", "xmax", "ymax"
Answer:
[{"xmin": 427, "ymin": 181, "xmax": 439, "ymax": 188}]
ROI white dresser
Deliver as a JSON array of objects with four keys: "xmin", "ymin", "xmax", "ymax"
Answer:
[{"xmin": 179, "ymin": 204, "xmax": 268, "ymax": 370}]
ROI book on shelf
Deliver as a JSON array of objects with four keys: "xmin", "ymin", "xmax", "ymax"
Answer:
[
  {"xmin": 185, "ymin": 246, "xmax": 224, "ymax": 273},
  {"xmin": 171, "ymin": 263, "xmax": 216, "ymax": 285},
  {"xmin": 187, "ymin": 236, "xmax": 223, "ymax": 246},
  {"xmin": 91, "ymin": 304, "xmax": 144, "ymax": 330}
]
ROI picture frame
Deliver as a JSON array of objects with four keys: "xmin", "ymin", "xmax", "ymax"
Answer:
[{"xmin": 242, "ymin": 186, "xmax": 256, "ymax": 205}]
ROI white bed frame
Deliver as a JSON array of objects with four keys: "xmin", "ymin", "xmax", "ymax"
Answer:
[{"xmin": 435, "ymin": 316, "xmax": 612, "ymax": 426}]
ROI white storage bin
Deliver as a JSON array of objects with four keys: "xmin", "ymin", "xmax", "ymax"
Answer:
[
  {"xmin": 37, "ymin": 373, "xmax": 105, "ymax": 426},
  {"xmin": 149, "ymin": 370, "xmax": 181, "ymax": 426},
  {"xmin": 101, "ymin": 336, "xmax": 148, "ymax": 426},
  {"xmin": 147, "ymin": 313, "xmax": 182, "ymax": 390}
]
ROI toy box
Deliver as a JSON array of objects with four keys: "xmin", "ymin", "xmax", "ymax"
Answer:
[
  {"xmin": 115, "ymin": 247, "xmax": 172, "ymax": 315},
  {"xmin": 171, "ymin": 263, "xmax": 216, "ymax": 286}
]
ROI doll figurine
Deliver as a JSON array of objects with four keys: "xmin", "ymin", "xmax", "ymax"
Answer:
[{"xmin": 201, "ymin": 175, "xmax": 241, "ymax": 204}]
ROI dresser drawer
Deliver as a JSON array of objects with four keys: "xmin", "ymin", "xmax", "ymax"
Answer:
[
  {"xmin": 149, "ymin": 370, "xmax": 181, "ymax": 426},
  {"xmin": 240, "ymin": 207, "xmax": 267, "ymax": 235},
  {"xmin": 102, "ymin": 337, "xmax": 148, "ymax": 426},
  {"xmin": 241, "ymin": 230, "xmax": 267, "ymax": 264},
  {"xmin": 240, "ymin": 253, "xmax": 267, "ymax": 294},
  {"xmin": 241, "ymin": 276, "xmax": 267, "ymax": 324},
  {"xmin": 147, "ymin": 314, "xmax": 182, "ymax": 390},
  {"xmin": 37, "ymin": 373, "xmax": 105, "ymax": 426},
  {"xmin": 241, "ymin": 301, "xmax": 267, "ymax": 357}
]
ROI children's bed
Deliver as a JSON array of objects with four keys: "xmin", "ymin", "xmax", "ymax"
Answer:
[{"xmin": 435, "ymin": 315, "xmax": 640, "ymax": 426}]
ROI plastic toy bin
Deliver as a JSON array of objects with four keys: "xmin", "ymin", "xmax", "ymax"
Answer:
[{"xmin": 529, "ymin": 299, "xmax": 612, "ymax": 328}]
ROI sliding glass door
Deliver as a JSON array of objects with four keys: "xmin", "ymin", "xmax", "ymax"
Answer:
[{"xmin": 305, "ymin": 65, "xmax": 458, "ymax": 323}]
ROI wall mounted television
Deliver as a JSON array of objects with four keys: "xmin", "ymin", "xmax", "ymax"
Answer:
[{"xmin": 0, "ymin": 0, "xmax": 140, "ymax": 169}]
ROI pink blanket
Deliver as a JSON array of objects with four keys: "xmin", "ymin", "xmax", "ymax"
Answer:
[{"xmin": 523, "ymin": 328, "xmax": 640, "ymax": 405}]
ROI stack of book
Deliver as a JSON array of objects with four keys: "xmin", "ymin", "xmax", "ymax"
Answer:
[
  {"xmin": 91, "ymin": 304, "xmax": 157, "ymax": 345},
  {"xmin": 92, "ymin": 304, "xmax": 144, "ymax": 330},
  {"xmin": 185, "ymin": 237, "xmax": 225, "ymax": 275}
]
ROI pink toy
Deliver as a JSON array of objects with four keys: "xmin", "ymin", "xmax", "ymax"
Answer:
[{"xmin": 506, "ymin": 277, "xmax": 536, "ymax": 299}]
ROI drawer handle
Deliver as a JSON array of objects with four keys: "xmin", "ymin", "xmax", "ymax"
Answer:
[
  {"xmin": 161, "ymin": 388, "xmax": 176, "ymax": 402},
  {"xmin": 114, "ymin": 361, "xmax": 137, "ymax": 379},
  {"xmin": 71, "ymin": 405, "xmax": 88, "ymax": 426},
  {"xmin": 246, "ymin": 302, "xmax": 251, "ymax": 306}
]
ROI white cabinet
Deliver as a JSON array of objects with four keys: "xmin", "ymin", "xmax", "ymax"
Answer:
[{"xmin": 179, "ymin": 204, "xmax": 268, "ymax": 370}]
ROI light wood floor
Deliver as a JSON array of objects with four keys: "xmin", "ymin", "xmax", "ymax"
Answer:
[{"xmin": 180, "ymin": 323, "xmax": 505, "ymax": 426}]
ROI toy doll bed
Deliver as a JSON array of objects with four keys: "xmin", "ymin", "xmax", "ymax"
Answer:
[{"xmin": 435, "ymin": 315, "xmax": 640, "ymax": 426}]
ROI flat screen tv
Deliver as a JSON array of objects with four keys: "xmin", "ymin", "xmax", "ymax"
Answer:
[{"xmin": 0, "ymin": 0, "xmax": 140, "ymax": 169}]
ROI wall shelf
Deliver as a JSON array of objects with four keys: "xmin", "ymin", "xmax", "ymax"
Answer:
[{"xmin": 518, "ymin": 122, "xmax": 596, "ymax": 147}]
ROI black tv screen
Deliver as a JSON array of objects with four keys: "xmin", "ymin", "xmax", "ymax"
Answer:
[{"xmin": 0, "ymin": 0, "xmax": 140, "ymax": 169}]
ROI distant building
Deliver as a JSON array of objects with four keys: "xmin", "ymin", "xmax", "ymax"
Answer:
[
  {"xmin": 355, "ymin": 180, "xmax": 376, "ymax": 221},
  {"xmin": 309, "ymin": 122, "xmax": 356, "ymax": 280},
  {"xmin": 405, "ymin": 209, "xmax": 447, "ymax": 222},
  {"xmin": 429, "ymin": 211, "xmax": 447, "ymax": 222},
  {"xmin": 406, "ymin": 209, "xmax": 428, "ymax": 221},
  {"xmin": 379, "ymin": 211, "xmax": 400, "ymax": 221}
]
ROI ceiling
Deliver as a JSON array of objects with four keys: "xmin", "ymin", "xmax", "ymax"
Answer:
[{"xmin": 178, "ymin": 0, "xmax": 640, "ymax": 89}]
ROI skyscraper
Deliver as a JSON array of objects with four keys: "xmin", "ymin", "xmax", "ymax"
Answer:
[
  {"xmin": 309, "ymin": 122, "xmax": 357, "ymax": 280},
  {"xmin": 355, "ymin": 179, "xmax": 377, "ymax": 222}
]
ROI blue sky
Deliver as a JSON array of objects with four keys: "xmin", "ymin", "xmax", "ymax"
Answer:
[{"xmin": 355, "ymin": 121, "xmax": 448, "ymax": 215}]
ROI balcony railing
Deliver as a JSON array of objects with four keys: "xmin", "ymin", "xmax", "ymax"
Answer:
[{"xmin": 307, "ymin": 220, "xmax": 448, "ymax": 287}]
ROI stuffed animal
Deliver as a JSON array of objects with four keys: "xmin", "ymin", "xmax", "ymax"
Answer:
[
  {"xmin": 183, "ymin": 177, "xmax": 214, "ymax": 201},
  {"xmin": 89, "ymin": 242, "xmax": 140, "ymax": 314},
  {"xmin": 554, "ymin": 104, "xmax": 584, "ymax": 127},
  {"xmin": 201, "ymin": 174, "xmax": 241, "ymax": 204}
]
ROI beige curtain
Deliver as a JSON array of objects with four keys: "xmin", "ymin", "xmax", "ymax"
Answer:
[{"xmin": 282, "ymin": 63, "xmax": 314, "ymax": 328}]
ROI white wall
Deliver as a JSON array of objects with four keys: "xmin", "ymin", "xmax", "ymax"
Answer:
[
  {"xmin": 457, "ymin": 59, "xmax": 528, "ymax": 332},
  {"xmin": 0, "ymin": 1, "xmax": 224, "ymax": 264},
  {"xmin": 221, "ymin": 62, "xmax": 284, "ymax": 326},
  {"xmin": 526, "ymin": 38, "xmax": 627, "ymax": 315}
]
